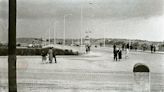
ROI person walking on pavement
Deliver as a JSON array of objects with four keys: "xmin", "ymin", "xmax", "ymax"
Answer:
[
  {"xmin": 151, "ymin": 44, "xmax": 153, "ymax": 53},
  {"xmin": 48, "ymin": 47, "xmax": 53, "ymax": 63},
  {"xmin": 85, "ymin": 45, "xmax": 89, "ymax": 53},
  {"xmin": 113, "ymin": 44, "xmax": 116, "ymax": 52},
  {"xmin": 126, "ymin": 43, "xmax": 129, "ymax": 50},
  {"xmin": 154, "ymin": 45, "xmax": 156, "ymax": 53},
  {"xmin": 53, "ymin": 49, "xmax": 57, "ymax": 63},
  {"xmin": 114, "ymin": 48, "xmax": 119, "ymax": 61},
  {"xmin": 113, "ymin": 44, "xmax": 116, "ymax": 59},
  {"xmin": 118, "ymin": 48, "xmax": 122, "ymax": 61}
]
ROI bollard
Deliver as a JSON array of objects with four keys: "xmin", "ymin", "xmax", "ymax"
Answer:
[{"xmin": 133, "ymin": 63, "xmax": 150, "ymax": 92}]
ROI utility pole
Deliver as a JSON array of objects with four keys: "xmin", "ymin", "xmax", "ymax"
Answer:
[{"xmin": 8, "ymin": 0, "xmax": 17, "ymax": 92}]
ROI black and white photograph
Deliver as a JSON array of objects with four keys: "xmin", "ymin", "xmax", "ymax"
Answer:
[{"xmin": 0, "ymin": 0, "xmax": 164, "ymax": 92}]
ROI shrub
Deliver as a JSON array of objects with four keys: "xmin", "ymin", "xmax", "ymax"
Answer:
[{"xmin": 0, "ymin": 48, "xmax": 78, "ymax": 56}]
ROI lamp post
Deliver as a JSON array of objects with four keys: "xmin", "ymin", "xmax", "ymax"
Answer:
[
  {"xmin": 63, "ymin": 14, "xmax": 72, "ymax": 46},
  {"xmin": 103, "ymin": 26, "xmax": 106, "ymax": 47},
  {"xmin": 53, "ymin": 22, "xmax": 57, "ymax": 45},
  {"xmin": 45, "ymin": 31, "xmax": 48, "ymax": 45},
  {"xmin": 80, "ymin": 2, "xmax": 95, "ymax": 46},
  {"xmin": 80, "ymin": 5, "xmax": 83, "ymax": 46},
  {"xmin": 49, "ymin": 28, "xmax": 50, "ymax": 45}
]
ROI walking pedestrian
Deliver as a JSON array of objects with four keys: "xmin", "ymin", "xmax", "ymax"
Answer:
[
  {"xmin": 118, "ymin": 48, "xmax": 122, "ymax": 61},
  {"xmin": 113, "ymin": 44, "xmax": 116, "ymax": 60},
  {"xmin": 154, "ymin": 45, "xmax": 156, "ymax": 53},
  {"xmin": 151, "ymin": 44, "xmax": 153, "ymax": 53},
  {"xmin": 113, "ymin": 44, "xmax": 116, "ymax": 52},
  {"xmin": 114, "ymin": 48, "xmax": 119, "ymax": 61},
  {"xmin": 48, "ymin": 47, "xmax": 53, "ymax": 63},
  {"xmin": 53, "ymin": 49, "xmax": 57, "ymax": 63},
  {"xmin": 130, "ymin": 45, "xmax": 133, "ymax": 50},
  {"xmin": 85, "ymin": 45, "xmax": 89, "ymax": 53},
  {"xmin": 126, "ymin": 43, "xmax": 129, "ymax": 49}
]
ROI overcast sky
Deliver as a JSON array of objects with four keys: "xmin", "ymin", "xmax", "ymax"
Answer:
[{"xmin": 0, "ymin": 0, "xmax": 164, "ymax": 42}]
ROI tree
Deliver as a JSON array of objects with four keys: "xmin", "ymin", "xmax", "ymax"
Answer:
[
  {"xmin": 0, "ymin": 42, "xmax": 2, "ymax": 47},
  {"xmin": 132, "ymin": 42, "xmax": 139, "ymax": 50},
  {"xmin": 141, "ymin": 43, "xmax": 148, "ymax": 51}
]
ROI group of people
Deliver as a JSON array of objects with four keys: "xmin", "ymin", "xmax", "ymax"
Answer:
[
  {"xmin": 41, "ymin": 47, "xmax": 57, "ymax": 64},
  {"xmin": 113, "ymin": 44, "xmax": 129, "ymax": 61},
  {"xmin": 113, "ymin": 43, "xmax": 158, "ymax": 61},
  {"xmin": 113, "ymin": 44, "xmax": 122, "ymax": 61}
]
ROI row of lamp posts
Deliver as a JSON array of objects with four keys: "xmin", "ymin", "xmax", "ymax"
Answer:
[{"xmin": 44, "ymin": 3, "xmax": 98, "ymax": 47}]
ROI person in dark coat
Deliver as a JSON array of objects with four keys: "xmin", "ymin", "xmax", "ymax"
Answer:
[
  {"xmin": 53, "ymin": 49, "xmax": 57, "ymax": 63},
  {"xmin": 85, "ymin": 45, "xmax": 89, "ymax": 53},
  {"xmin": 130, "ymin": 45, "xmax": 133, "ymax": 50},
  {"xmin": 114, "ymin": 48, "xmax": 119, "ymax": 61},
  {"xmin": 150, "ymin": 44, "xmax": 153, "ymax": 53},
  {"xmin": 126, "ymin": 43, "xmax": 129, "ymax": 49},
  {"xmin": 118, "ymin": 48, "xmax": 122, "ymax": 61},
  {"xmin": 113, "ymin": 44, "xmax": 116, "ymax": 52},
  {"xmin": 154, "ymin": 45, "xmax": 156, "ymax": 53},
  {"xmin": 113, "ymin": 44, "xmax": 116, "ymax": 60}
]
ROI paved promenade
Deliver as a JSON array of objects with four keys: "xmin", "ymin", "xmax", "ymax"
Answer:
[{"xmin": 0, "ymin": 47, "xmax": 164, "ymax": 92}]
